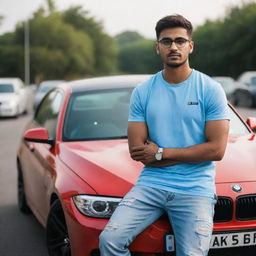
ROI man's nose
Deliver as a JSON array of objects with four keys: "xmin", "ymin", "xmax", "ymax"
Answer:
[{"xmin": 170, "ymin": 41, "xmax": 178, "ymax": 50}]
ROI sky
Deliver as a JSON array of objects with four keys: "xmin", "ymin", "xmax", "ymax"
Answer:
[{"xmin": 0, "ymin": 0, "xmax": 253, "ymax": 39}]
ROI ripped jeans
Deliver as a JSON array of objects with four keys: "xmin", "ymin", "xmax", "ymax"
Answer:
[{"xmin": 99, "ymin": 185, "xmax": 216, "ymax": 256}]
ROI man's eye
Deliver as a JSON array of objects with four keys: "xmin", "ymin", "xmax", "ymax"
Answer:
[
  {"xmin": 175, "ymin": 39, "xmax": 186, "ymax": 44},
  {"xmin": 161, "ymin": 39, "xmax": 172, "ymax": 45}
]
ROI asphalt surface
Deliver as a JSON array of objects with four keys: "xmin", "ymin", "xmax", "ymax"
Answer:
[
  {"xmin": 0, "ymin": 93, "xmax": 48, "ymax": 256},
  {"xmin": 0, "ymin": 102, "xmax": 255, "ymax": 256}
]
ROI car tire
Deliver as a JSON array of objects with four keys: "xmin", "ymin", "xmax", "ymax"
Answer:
[
  {"xmin": 17, "ymin": 162, "xmax": 31, "ymax": 213},
  {"xmin": 46, "ymin": 200, "xmax": 71, "ymax": 256}
]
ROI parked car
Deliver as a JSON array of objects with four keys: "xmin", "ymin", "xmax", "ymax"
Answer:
[
  {"xmin": 0, "ymin": 78, "xmax": 29, "ymax": 117},
  {"xmin": 233, "ymin": 71, "xmax": 256, "ymax": 108},
  {"xmin": 33, "ymin": 80, "xmax": 65, "ymax": 110},
  {"xmin": 212, "ymin": 76, "xmax": 237, "ymax": 104},
  {"xmin": 17, "ymin": 75, "xmax": 256, "ymax": 256}
]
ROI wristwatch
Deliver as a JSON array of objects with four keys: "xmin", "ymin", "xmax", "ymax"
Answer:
[{"xmin": 155, "ymin": 147, "xmax": 163, "ymax": 161}]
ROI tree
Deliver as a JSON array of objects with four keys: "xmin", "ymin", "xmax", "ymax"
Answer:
[
  {"xmin": 115, "ymin": 31, "xmax": 144, "ymax": 47},
  {"xmin": 0, "ymin": 15, "xmax": 3, "ymax": 26},
  {"xmin": 190, "ymin": 2, "xmax": 256, "ymax": 78},
  {"xmin": 14, "ymin": 12, "xmax": 94, "ymax": 82},
  {"xmin": 62, "ymin": 6, "xmax": 119, "ymax": 74},
  {"xmin": 118, "ymin": 39, "xmax": 161, "ymax": 74}
]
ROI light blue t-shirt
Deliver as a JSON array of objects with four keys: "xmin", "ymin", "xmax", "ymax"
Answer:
[{"xmin": 128, "ymin": 69, "xmax": 230, "ymax": 198}]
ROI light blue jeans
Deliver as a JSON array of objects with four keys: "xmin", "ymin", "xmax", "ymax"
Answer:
[{"xmin": 99, "ymin": 185, "xmax": 217, "ymax": 256}]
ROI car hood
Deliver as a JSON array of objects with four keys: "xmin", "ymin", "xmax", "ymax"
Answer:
[
  {"xmin": 0, "ymin": 93, "xmax": 17, "ymax": 101},
  {"xmin": 59, "ymin": 140, "xmax": 142, "ymax": 197},
  {"xmin": 59, "ymin": 134, "xmax": 256, "ymax": 196},
  {"xmin": 216, "ymin": 134, "xmax": 256, "ymax": 183}
]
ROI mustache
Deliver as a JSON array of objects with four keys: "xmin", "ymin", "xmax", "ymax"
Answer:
[{"xmin": 167, "ymin": 51, "xmax": 181, "ymax": 57}]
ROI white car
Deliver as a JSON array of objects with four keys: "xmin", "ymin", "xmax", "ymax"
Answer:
[
  {"xmin": 212, "ymin": 76, "xmax": 237, "ymax": 104},
  {"xmin": 0, "ymin": 78, "xmax": 29, "ymax": 117},
  {"xmin": 33, "ymin": 80, "xmax": 65, "ymax": 110}
]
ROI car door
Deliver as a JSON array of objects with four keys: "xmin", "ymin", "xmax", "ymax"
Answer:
[{"xmin": 25, "ymin": 89, "xmax": 64, "ymax": 223}]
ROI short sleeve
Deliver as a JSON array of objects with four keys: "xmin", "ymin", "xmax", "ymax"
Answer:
[
  {"xmin": 205, "ymin": 82, "xmax": 230, "ymax": 121},
  {"xmin": 128, "ymin": 87, "xmax": 146, "ymax": 122}
]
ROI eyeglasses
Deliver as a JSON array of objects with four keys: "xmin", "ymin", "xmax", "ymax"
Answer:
[{"xmin": 157, "ymin": 37, "xmax": 191, "ymax": 48}]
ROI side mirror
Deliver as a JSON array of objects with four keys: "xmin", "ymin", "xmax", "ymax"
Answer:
[
  {"xmin": 246, "ymin": 117, "xmax": 256, "ymax": 133},
  {"xmin": 24, "ymin": 127, "xmax": 54, "ymax": 145}
]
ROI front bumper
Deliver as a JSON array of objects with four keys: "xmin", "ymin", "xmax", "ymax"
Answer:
[
  {"xmin": 0, "ymin": 105, "xmax": 17, "ymax": 116},
  {"xmin": 63, "ymin": 183, "xmax": 256, "ymax": 256},
  {"xmin": 64, "ymin": 198, "xmax": 171, "ymax": 256}
]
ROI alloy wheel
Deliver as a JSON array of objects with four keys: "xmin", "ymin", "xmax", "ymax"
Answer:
[{"xmin": 46, "ymin": 200, "xmax": 71, "ymax": 256}]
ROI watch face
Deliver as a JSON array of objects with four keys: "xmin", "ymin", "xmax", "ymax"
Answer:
[
  {"xmin": 155, "ymin": 148, "xmax": 163, "ymax": 161},
  {"xmin": 155, "ymin": 153, "xmax": 162, "ymax": 161}
]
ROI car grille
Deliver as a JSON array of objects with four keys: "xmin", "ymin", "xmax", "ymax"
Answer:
[
  {"xmin": 236, "ymin": 194, "xmax": 256, "ymax": 220},
  {"xmin": 214, "ymin": 196, "xmax": 233, "ymax": 222},
  {"xmin": 159, "ymin": 195, "xmax": 256, "ymax": 223}
]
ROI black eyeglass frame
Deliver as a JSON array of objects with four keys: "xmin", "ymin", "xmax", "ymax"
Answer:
[{"xmin": 157, "ymin": 37, "xmax": 191, "ymax": 48}]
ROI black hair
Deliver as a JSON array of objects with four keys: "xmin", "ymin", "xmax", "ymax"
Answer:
[{"xmin": 155, "ymin": 14, "xmax": 193, "ymax": 39}]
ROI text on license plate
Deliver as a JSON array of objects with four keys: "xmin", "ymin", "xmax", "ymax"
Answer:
[{"xmin": 166, "ymin": 231, "xmax": 256, "ymax": 252}]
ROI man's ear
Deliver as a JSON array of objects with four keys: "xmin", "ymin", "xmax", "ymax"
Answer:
[
  {"xmin": 156, "ymin": 42, "xmax": 160, "ymax": 55},
  {"xmin": 189, "ymin": 41, "xmax": 194, "ymax": 54}
]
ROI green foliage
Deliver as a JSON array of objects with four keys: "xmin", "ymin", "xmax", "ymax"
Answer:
[
  {"xmin": 1, "ymin": 1, "xmax": 256, "ymax": 80},
  {"xmin": 191, "ymin": 2, "xmax": 256, "ymax": 78},
  {"xmin": 14, "ymin": 13, "xmax": 94, "ymax": 82},
  {"xmin": 46, "ymin": 0, "xmax": 56, "ymax": 14},
  {"xmin": 0, "ymin": 3, "xmax": 118, "ymax": 82},
  {"xmin": 118, "ymin": 39, "xmax": 161, "ymax": 74},
  {"xmin": 116, "ymin": 31, "xmax": 144, "ymax": 47},
  {"xmin": 0, "ymin": 15, "xmax": 4, "ymax": 26},
  {"xmin": 62, "ymin": 6, "xmax": 119, "ymax": 75},
  {"xmin": 0, "ymin": 45, "xmax": 24, "ymax": 78}
]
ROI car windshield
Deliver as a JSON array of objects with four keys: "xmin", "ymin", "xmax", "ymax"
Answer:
[
  {"xmin": 228, "ymin": 107, "xmax": 250, "ymax": 135},
  {"xmin": 0, "ymin": 83, "xmax": 14, "ymax": 93},
  {"xmin": 63, "ymin": 89, "xmax": 250, "ymax": 141},
  {"xmin": 63, "ymin": 88, "xmax": 133, "ymax": 141},
  {"xmin": 218, "ymin": 80, "xmax": 231, "ymax": 89},
  {"xmin": 251, "ymin": 77, "xmax": 256, "ymax": 86},
  {"xmin": 38, "ymin": 81, "xmax": 63, "ymax": 93}
]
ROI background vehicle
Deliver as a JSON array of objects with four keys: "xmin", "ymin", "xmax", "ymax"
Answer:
[
  {"xmin": 33, "ymin": 80, "xmax": 65, "ymax": 111},
  {"xmin": 233, "ymin": 71, "xmax": 256, "ymax": 108},
  {"xmin": 17, "ymin": 75, "xmax": 256, "ymax": 256},
  {"xmin": 212, "ymin": 76, "xmax": 237, "ymax": 104},
  {"xmin": 0, "ymin": 77, "xmax": 29, "ymax": 117}
]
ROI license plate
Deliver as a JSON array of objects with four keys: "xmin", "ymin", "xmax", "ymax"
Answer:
[{"xmin": 166, "ymin": 231, "xmax": 256, "ymax": 252}]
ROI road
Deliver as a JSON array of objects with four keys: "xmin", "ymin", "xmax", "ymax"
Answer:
[
  {"xmin": 0, "ymin": 105, "xmax": 256, "ymax": 256},
  {"xmin": 0, "ymin": 98, "xmax": 48, "ymax": 256}
]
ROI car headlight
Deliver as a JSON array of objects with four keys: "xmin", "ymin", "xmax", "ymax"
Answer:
[{"xmin": 73, "ymin": 195, "xmax": 122, "ymax": 218}]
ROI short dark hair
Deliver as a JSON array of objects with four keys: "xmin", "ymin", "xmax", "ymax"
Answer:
[{"xmin": 155, "ymin": 14, "xmax": 193, "ymax": 39}]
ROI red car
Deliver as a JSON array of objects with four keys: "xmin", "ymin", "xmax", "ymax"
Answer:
[{"xmin": 17, "ymin": 75, "xmax": 256, "ymax": 256}]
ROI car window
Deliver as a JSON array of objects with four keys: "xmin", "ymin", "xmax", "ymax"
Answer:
[
  {"xmin": 0, "ymin": 84, "xmax": 14, "ymax": 93},
  {"xmin": 63, "ymin": 90, "xmax": 249, "ymax": 141},
  {"xmin": 229, "ymin": 106, "xmax": 250, "ymax": 135},
  {"xmin": 34, "ymin": 90, "xmax": 64, "ymax": 139},
  {"xmin": 251, "ymin": 77, "xmax": 256, "ymax": 86},
  {"xmin": 63, "ymin": 89, "xmax": 132, "ymax": 141}
]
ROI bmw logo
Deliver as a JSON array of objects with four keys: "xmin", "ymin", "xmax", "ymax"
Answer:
[{"xmin": 231, "ymin": 184, "xmax": 242, "ymax": 192}]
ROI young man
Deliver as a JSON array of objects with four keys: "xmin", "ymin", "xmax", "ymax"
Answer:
[{"xmin": 99, "ymin": 14, "xmax": 230, "ymax": 256}]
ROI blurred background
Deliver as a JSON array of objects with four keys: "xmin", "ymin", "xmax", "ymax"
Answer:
[
  {"xmin": 1, "ymin": 0, "xmax": 256, "ymax": 108},
  {"xmin": 0, "ymin": 0, "xmax": 255, "ymax": 81}
]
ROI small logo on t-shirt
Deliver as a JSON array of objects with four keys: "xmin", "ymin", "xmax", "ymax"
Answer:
[{"xmin": 187, "ymin": 101, "xmax": 199, "ymax": 105}]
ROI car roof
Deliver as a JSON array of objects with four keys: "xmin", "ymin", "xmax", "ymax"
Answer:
[
  {"xmin": 212, "ymin": 76, "xmax": 234, "ymax": 81},
  {"xmin": 59, "ymin": 75, "xmax": 152, "ymax": 93},
  {"xmin": 0, "ymin": 78, "xmax": 23, "ymax": 83}
]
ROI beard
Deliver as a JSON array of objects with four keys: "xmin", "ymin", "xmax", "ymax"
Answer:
[{"xmin": 166, "ymin": 58, "xmax": 187, "ymax": 68}]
